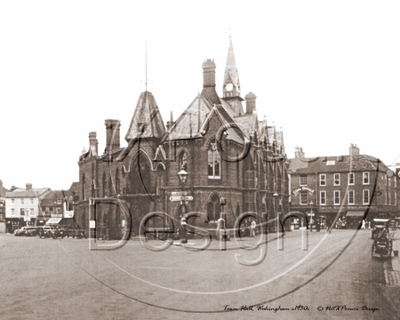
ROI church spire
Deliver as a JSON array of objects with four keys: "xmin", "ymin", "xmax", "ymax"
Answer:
[
  {"xmin": 223, "ymin": 37, "xmax": 241, "ymax": 98},
  {"xmin": 222, "ymin": 36, "xmax": 244, "ymax": 116}
]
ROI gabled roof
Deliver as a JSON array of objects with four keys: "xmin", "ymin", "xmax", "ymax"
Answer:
[
  {"xmin": 267, "ymin": 126, "xmax": 276, "ymax": 145},
  {"xmin": 125, "ymin": 91, "xmax": 166, "ymax": 142},
  {"xmin": 288, "ymin": 154, "xmax": 391, "ymax": 174},
  {"xmin": 258, "ymin": 117, "xmax": 269, "ymax": 142},
  {"xmin": 6, "ymin": 188, "xmax": 50, "ymax": 198},
  {"xmin": 198, "ymin": 105, "xmax": 244, "ymax": 145},
  {"xmin": 234, "ymin": 113, "xmax": 258, "ymax": 138},
  {"xmin": 276, "ymin": 130, "xmax": 285, "ymax": 154},
  {"xmin": 69, "ymin": 182, "xmax": 79, "ymax": 194},
  {"xmin": 168, "ymin": 94, "xmax": 213, "ymax": 140}
]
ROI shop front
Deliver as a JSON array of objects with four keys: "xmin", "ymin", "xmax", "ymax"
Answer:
[
  {"xmin": 6, "ymin": 218, "xmax": 24, "ymax": 233},
  {"xmin": 346, "ymin": 210, "xmax": 365, "ymax": 229}
]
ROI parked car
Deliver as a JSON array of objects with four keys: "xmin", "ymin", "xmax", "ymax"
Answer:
[
  {"xmin": 14, "ymin": 226, "xmax": 36, "ymax": 237},
  {"xmin": 45, "ymin": 226, "xmax": 68, "ymax": 239},
  {"xmin": 37, "ymin": 226, "xmax": 52, "ymax": 238}
]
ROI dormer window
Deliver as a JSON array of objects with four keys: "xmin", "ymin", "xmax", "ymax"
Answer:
[{"xmin": 208, "ymin": 142, "xmax": 221, "ymax": 179}]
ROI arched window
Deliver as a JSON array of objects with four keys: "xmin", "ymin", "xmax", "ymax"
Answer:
[
  {"xmin": 208, "ymin": 141, "xmax": 221, "ymax": 179},
  {"xmin": 102, "ymin": 172, "xmax": 106, "ymax": 197},
  {"xmin": 207, "ymin": 194, "xmax": 221, "ymax": 222},
  {"xmin": 179, "ymin": 151, "xmax": 188, "ymax": 171},
  {"xmin": 236, "ymin": 203, "xmax": 241, "ymax": 217},
  {"xmin": 156, "ymin": 165, "xmax": 165, "ymax": 194},
  {"xmin": 116, "ymin": 168, "xmax": 120, "ymax": 195},
  {"xmin": 90, "ymin": 180, "xmax": 96, "ymax": 198},
  {"xmin": 128, "ymin": 152, "xmax": 152, "ymax": 194},
  {"xmin": 82, "ymin": 173, "xmax": 86, "ymax": 200}
]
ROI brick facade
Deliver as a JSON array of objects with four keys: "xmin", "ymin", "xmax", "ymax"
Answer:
[
  {"xmin": 289, "ymin": 145, "xmax": 399, "ymax": 229},
  {"xmin": 74, "ymin": 39, "xmax": 290, "ymax": 239}
]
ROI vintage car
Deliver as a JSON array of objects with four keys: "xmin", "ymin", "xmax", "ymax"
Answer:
[
  {"xmin": 44, "ymin": 226, "xmax": 68, "ymax": 239},
  {"xmin": 372, "ymin": 232, "xmax": 392, "ymax": 258},
  {"xmin": 371, "ymin": 218, "xmax": 389, "ymax": 239},
  {"xmin": 14, "ymin": 226, "xmax": 36, "ymax": 237},
  {"xmin": 37, "ymin": 226, "xmax": 52, "ymax": 238}
]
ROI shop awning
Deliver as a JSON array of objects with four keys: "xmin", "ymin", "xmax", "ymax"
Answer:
[
  {"xmin": 46, "ymin": 218, "xmax": 62, "ymax": 225},
  {"xmin": 346, "ymin": 211, "xmax": 365, "ymax": 217}
]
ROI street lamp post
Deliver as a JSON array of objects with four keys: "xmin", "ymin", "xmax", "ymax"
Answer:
[
  {"xmin": 177, "ymin": 165, "xmax": 188, "ymax": 244},
  {"xmin": 309, "ymin": 201, "xmax": 314, "ymax": 232},
  {"xmin": 273, "ymin": 192, "xmax": 279, "ymax": 233}
]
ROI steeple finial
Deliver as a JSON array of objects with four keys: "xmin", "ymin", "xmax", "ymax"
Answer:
[
  {"xmin": 145, "ymin": 39, "xmax": 148, "ymax": 92},
  {"xmin": 140, "ymin": 39, "xmax": 150, "ymax": 92}
]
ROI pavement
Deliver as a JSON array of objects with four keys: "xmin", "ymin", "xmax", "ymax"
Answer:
[{"xmin": 384, "ymin": 229, "xmax": 400, "ymax": 286}]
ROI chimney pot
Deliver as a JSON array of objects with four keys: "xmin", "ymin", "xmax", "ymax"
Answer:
[
  {"xmin": 245, "ymin": 92, "xmax": 257, "ymax": 114},
  {"xmin": 26, "ymin": 183, "xmax": 32, "ymax": 190}
]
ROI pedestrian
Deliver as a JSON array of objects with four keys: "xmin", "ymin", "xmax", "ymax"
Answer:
[{"xmin": 251, "ymin": 220, "xmax": 256, "ymax": 237}]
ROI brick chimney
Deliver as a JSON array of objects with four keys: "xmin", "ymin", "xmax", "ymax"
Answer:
[
  {"xmin": 349, "ymin": 143, "xmax": 360, "ymax": 156},
  {"xmin": 105, "ymin": 119, "xmax": 121, "ymax": 153},
  {"xmin": 295, "ymin": 146, "xmax": 305, "ymax": 158},
  {"xmin": 89, "ymin": 132, "xmax": 98, "ymax": 155},
  {"xmin": 202, "ymin": 59, "xmax": 216, "ymax": 88},
  {"xmin": 26, "ymin": 183, "xmax": 32, "ymax": 190},
  {"xmin": 0, "ymin": 180, "xmax": 3, "ymax": 189},
  {"xmin": 245, "ymin": 92, "xmax": 257, "ymax": 114}
]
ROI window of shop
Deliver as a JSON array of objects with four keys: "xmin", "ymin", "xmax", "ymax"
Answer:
[
  {"xmin": 363, "ymin": 172, "xmax": 369, "ymax": 185},
  {"xmin": 300, "ymin": 175, "xmax": 307, "ymax": 186},
  {"xmin": 348, "ymin": 173, "xmax": 354, "ymax": 185},
  {"xmin": 300, "ymin": 192, "xmax": 308, "ymax": 205},
  {"xmin": 20, "ymin": 208, "xmax": 24, "ymax": 216},
  {"xmin": 11, "ymin": 208, "xmax": 15, "ymax": 215},
  {"xmin": 348, "ymin": 190, "xmax": 354, "ymax": 205},
  {"xmin": 320, "ymin": 174, "xmax": 326, "ymax": 186},
  {"xmin": 334, "ymin": 174, "xmax": 340, "ymax": 186},
  {"xmin": 30, "ymin": 208, "xmax": 34, "ymax": 216},
  {"xmin": 334, "ymin": 191, "xmax": 340, "ymax": 205},
  {"xmin": 363, "ymin": 189, "xmax": 370, "ymax": 204},
  {"xmin": 30, "ymin": 198, "xmax": 34, "ymax": 204},
  {"xmin": 320, "ymin": 191, "xmax": 326, "ymax": 205}
]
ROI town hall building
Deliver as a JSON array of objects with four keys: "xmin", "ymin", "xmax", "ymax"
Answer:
[{"xmin": 75, "ymin": 38, "xmax": 290, "ymax": 239}]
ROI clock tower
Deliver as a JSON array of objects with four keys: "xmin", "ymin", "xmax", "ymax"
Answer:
[{"xmin": 222, "ymin": 37, "xmax": 244, "ymax": 116}]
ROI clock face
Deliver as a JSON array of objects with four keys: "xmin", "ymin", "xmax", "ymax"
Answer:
[{"xmin": 226, "ymin": 83, "xmax": 233, "ymax": 91}]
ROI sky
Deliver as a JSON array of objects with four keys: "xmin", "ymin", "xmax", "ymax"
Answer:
[{"xmin": 1, "ymin": 0, "xmax": 400, "ymax": 191}]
